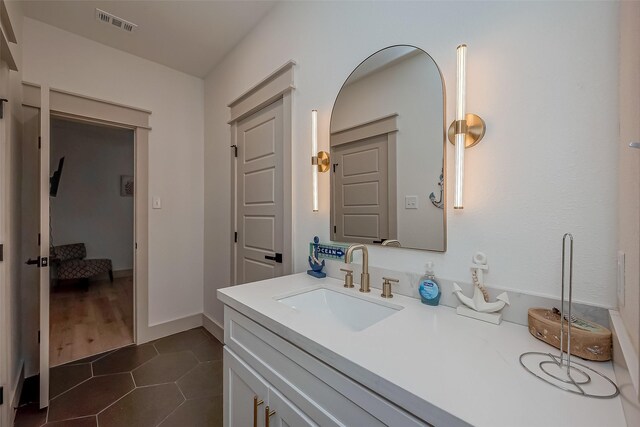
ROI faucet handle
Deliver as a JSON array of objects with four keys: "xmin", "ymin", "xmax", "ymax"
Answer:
[
  {"xmin": 340, "ymin": 268, "xmax": 354, "ymax": 288},
  {"xmin": 381, "ymin": 277, "xmax": 399, "ymax": 298}
]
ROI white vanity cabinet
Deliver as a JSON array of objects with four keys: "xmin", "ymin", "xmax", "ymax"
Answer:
[
  {"xmin": 223, "ymin": 306, "xmax": 430, "ymax": 427},
  {"xmin": 224, "ymin": 348, "xmax": 317, "ymax": 427}
]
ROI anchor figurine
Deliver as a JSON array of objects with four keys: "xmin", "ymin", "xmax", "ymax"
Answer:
[
  {"xmin": 307, "ymin": 236, "xmax": 326, "ymax": 278},
  {"xmin": 452, "ymin": 252, "xmax": 510, "ymax": 324}
]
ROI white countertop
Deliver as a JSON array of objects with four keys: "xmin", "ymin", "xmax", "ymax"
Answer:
[{"xmin": 217, "ymin": 273, "xmax": 626, "ymax": 427}]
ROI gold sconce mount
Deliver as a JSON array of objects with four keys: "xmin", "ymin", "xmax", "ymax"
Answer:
[
  {"xmin": 312, "ymin": 150, "xmax": 330, "ymax": 173},
  {"xmin": 448, "ymin": 113, "xmax": 486, "ymax": 148}
]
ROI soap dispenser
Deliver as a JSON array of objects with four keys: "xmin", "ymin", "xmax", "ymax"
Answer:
[{"xmin": 418, "ymin": 262, "xmax": 441, "ymax": 306}]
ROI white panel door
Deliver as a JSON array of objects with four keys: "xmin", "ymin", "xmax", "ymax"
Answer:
[
  {"xmin": 21, "ymin": 106, "xmax": 41, "ymax": 401},
  {"xmin": 332, "ymin": 134, "xmax": 390, "ymax": 244},
  {"xmin": 236, "ymin": 99, "xmax": 284, "ymax": 284},
  {"xmin": 18, "ymin": 90, "xmax": 51, "ymax": 409}
]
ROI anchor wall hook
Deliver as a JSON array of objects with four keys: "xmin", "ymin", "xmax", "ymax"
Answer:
[{"xmin": 429, "ymin": 172, "xmax": 444, "ymax": 209}]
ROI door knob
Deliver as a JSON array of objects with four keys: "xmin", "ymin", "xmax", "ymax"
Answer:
[
  {"xmin": 264, "ymin": 253, "xmax": 283, "ymax": 263},
  {"xmin": 630, "ymin": 142, "xmax": 640, "ymax": 149},
  {"xmin": 25, "ymin": 256, "xmax": 47, "ymax": 267}
]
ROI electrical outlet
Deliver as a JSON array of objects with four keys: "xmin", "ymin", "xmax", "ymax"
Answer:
[
  {"xmin": 405, "ymin": 195, "xmax": 418, "ymax": 209},
  {"xmin": 617, "ymin": 251, "xmax": 625, "ymax": 308},
  {"xmin": 152, "ymin": 197, "xmax": 162, "ymax": 209}
]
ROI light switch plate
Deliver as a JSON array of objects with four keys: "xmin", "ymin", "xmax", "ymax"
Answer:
[
  {"xmin": 617, "ymin": 251, "xmax": 625, "ymax": 307},
  {"xmin": 405, "ymin": 195, "xmax": 418, "ymax": 209},
  {"xmin": 152, "ymin": 197, "xmax": 162, "ymax": 209}
]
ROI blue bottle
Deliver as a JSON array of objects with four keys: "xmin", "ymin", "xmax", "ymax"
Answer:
[{"xmin": 418, "ymin": 262, "xmax": 441, "ymax": 306}]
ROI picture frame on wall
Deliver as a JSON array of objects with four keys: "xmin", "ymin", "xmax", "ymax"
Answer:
[{"xmin": 120, "ymin": 175, "xmax": 134, "ymax": 197}]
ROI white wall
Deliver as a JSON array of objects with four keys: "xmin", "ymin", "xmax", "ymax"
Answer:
[
  {"xmin": 204, "ymin": 1, "xmax": 619, "ymax": 325},
  {"xmin": 50, "ymin": 120, "xmax": 134, "ymax": 271},
  {"xmin": 22, "ymin": 17, "xmax": 205, "ymax": 327}
]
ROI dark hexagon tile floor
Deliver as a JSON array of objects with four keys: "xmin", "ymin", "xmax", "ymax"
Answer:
[
  {"xmin": 132, "ymin": 351, "xmax": 199, "ymax": 386},
  {"xmin": 49, "ymin": 363, "xmax": 92, "ymax": 400},
  {"xmin": 47, "ymin": 373, "xmax": 135, "ymax": 422},
  {"xmin": 93, "ymin": 343, "xmax": 158, "ymax": 376},
  {"xmin": 153, "ymin": 328, "xmax": 208, "ymax": 354},
  {"xmin": 98, "ymin": 383, "xmax": 184, "ymax": 427},
  {"xmin": 43, "ymin": 416, "xmax": 97, "ymax": 427},
  {"xmin": 14, "ymin": 327, "xmax": 224, "ymax": 427},
  {"xmin": 158, "ymin": 396, "xmax": 223, "ymax": 427},
  {"xmin": 177, "ymin": 361, "xmax": 223, "ymax": 400}
]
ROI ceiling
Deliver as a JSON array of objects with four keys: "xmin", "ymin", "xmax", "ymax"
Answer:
[{"xmin": 22, "ymin": 0, "xmax": 277, "ymax": 78}]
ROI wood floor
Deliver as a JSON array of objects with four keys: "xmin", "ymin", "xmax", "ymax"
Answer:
[{"xmin": 50, "ymin": 275, "xmax": 134, "ymax": 367}]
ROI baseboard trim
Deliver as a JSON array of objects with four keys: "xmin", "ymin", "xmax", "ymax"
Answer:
[
  {"xmin": 610, "ymin": 310, "xmax": 640, "ymax": 426},
  {"xmin": 113, "ymin": 269, "xmax": 134, "ymax": 278},
  {"xmin": 10, "ymin": 361, "xmax": 25, "ymax": 425},
  {"xmin": 140, "ymin": 313, "xmax": 203, "ymax": 343},
  {"xmin": 88, "ymin": 269, "xmax": 133, "ymax": 282},
  {"xmin": 202, "ymin": 313, "xmax": 224, "ymax": 343}
]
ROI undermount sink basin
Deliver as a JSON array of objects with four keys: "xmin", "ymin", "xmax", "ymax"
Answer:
[{"xmin": 277, "ymin": 288, "xmax": 402, "ymax": 331}]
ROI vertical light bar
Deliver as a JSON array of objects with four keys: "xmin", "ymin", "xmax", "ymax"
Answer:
[
  {"xmin": 312, "ymin": 110, "xmax": 319, "ymax": 212},
  {"xmin": 454, "ymin": 44, "xmax": 467, "ymax": 209}
]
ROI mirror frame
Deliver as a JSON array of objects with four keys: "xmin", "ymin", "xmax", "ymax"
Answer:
[{"xmin": 329, "ymin": 44, "xmax": 448, "ymax": 252}]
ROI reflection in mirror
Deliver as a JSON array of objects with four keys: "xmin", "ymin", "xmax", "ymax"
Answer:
[{"xmin": 330, "ymin": 45, "xmax": 446, "ymax": 251}]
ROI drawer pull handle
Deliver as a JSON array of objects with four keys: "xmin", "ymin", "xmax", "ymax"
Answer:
[
  {"xmin": 265, "ymin": 406, "xmax": 276, "ymax": 427},
  {"xmin": 253, "ymin": 396, "xmax": 264, "ymax": 427}
]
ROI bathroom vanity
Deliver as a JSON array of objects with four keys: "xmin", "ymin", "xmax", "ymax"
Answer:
[{"xmin": 218, "ymin": 273, "xmax": 626, "ymax": 427}]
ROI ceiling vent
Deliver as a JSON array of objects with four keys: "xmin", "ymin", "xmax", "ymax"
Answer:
[{"xmin": 95, "ymin": 8, "xmax": 137, "ymax": 33}]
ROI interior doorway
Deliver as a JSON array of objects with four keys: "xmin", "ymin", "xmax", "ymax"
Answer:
[
  {"xmin": 21, "ymin": 83, "xmax": 151, "ymax": 409},
  {"xmin": 48, "ymin": 118, "xmax": 135, "ymax": 366}
]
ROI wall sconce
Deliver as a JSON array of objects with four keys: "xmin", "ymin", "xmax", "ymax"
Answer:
[
  {"xmin": 311, "ymin": 109, "xmax": 330, "ymax": 212},
  {"xmin": 447, "ymin": 44, "xmax": 486, "ymax": 209}
]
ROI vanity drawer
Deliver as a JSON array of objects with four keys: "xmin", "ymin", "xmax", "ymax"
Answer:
[{"xmin": 224, "ymin": 306, "xmax": 430, "ymax": 427}]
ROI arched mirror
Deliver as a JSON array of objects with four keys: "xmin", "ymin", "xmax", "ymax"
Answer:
[{"xmin": 330, "ymin": 45, "xmax": 446, "ymax": 252}]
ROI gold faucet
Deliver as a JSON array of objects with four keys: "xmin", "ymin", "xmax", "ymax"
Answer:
[{"xmin": 345, "ymin": 244, "xmax": 370, "ymax": 293}]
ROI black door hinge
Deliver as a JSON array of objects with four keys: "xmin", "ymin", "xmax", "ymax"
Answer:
[
  {"xmin": 38, "ymin": 136, "xmax": 41, "ymax": 149},
  {"xmin": 234, "ymin": 232, "xmax": 237, "ymax": 243},
  {"xmin": 38, "ymin": 330, "xmax": 40, "ymax": 344},
  {"xmin": 0, "ymin": 98, "xmax": 8, "ymax": 119},
  {"xmin": 333, "ymin": 226, "xmax": 337, "ymax": 234},
  {"xmin": 135, "ymin": 242, "xmax": 138, "ymax": 249},
  {"xmin": 0, "ymin": 385, "xmax": 4, "ymax": 405},
  {"xmin": 230, "ymin": 145, "xmax": 238, "ymax": 157},
  {"xmin": 0, "ymin": 244, "xmax": 3, "ymax": 262},
  {"xmin": 38, "ymin": 233, "xmax": 41, "ymax": 246}
]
